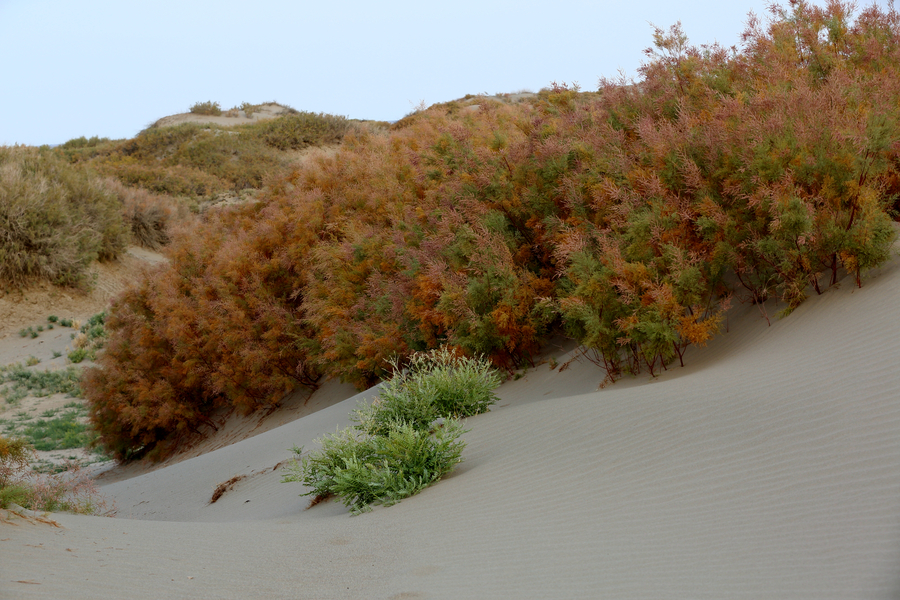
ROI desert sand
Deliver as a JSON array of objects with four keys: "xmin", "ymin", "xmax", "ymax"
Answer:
[{"xmin": 2, "ymin": 247, "xmax": 899, "ymax": 598}]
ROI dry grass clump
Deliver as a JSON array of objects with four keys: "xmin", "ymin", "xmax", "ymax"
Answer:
[
  {"xmin": 0, "ymin": 146, "xmax": 128, "ymax": 288},
  {"xmin": 0, "ymin": 436, "xmax": 112, "ymax": 515},
  {"xmin": 103, "ymin": 178, "xmax": 187, "ymax": 249},
  {"xmin": 189, "ymin": 101, "xmax": 222, "ymax": 116}
]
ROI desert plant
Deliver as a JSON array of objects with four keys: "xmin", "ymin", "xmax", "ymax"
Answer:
[
  {"xmin": 0, "ymin": 437, "xmax": 111, "ymax": 514},
  {"xmin": 104, "ymin": 178, "xmax": 184, "ymax": 249},
  {"xmin": 282, "ymin": 419, "xmax": 466, "ymax": 515},
  {"xmin": 0, "ymin": 147, "xmax": 128, "ymax": 288},
  {"xmin": 22, "ymin": 409, "xmax": 92, "ymax": 451},
  {"xmin": 282, "ymin": 347, "xmax": 497, "ymax": 514},
  {"xmin": 83, "ymin": 1, "xmax": 900, "ymax": 462},
  {"xmin": 189, "ymin": 101, "xmax": 222, "ymax": 116},
  {"xmin": 246, "ymin": 111, "xmax": 350, "ymax": 151},
  {"xmin": 0, "ymin": 364, "xmax": 82, "ymax": 402},
  {"xmin": 352, "ymin": 348, "xmax": 501, "ymax": 436}
]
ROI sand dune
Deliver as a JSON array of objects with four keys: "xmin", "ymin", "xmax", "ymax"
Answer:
[{"xmin": 3, "ymin": 254, "xmax": 900, "ymax": 599}]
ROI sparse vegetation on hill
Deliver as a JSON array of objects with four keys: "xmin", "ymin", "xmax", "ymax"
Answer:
[
  {"xmin": 85, "ymin": 1, "xmax": 900, "ymax": 461},
  {"xmin": 59, "ymin": 111, "xmax": 354, "ymax": 199},
  {"xmin": 0, "ymin": 147, "xmax": 128, "ymax": 288}
]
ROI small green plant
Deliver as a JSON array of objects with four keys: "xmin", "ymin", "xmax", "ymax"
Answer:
[
  {"xmin": 282, "ymin": 419, "xmax": 466, "ymax": 515},
  {"xmin": 352, "ymin": 348, "xmax": 501, "ymax": 437},
  {"xmin": 59, "ymin": 318, "xmax": 73, "ymax": 328},
  {"xmin": 47, "ymin": 315, "xmax": 59, "ymax": 323},
  {"xmin": 283, "ymin": 348, "xmax": 500, "ymax": 514},
  {"xmin": 189, "ymin": 101, "xmax": 222, "ymax": 116},
  {"xmin": 25, "ymin": 356, "xmax": 40, "ymax": 367},
  {"xmin": 68, "ymin": 348, "xmax": 88, "ymax": 364},
  {"xmin": 52, "ymin": 351, "xmax": 62, "ymax": 359}
]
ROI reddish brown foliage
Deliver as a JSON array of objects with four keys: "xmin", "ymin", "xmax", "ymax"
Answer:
[{"xmin": 86, "ymin": 1, "xmax": 900, "ymax": 459}]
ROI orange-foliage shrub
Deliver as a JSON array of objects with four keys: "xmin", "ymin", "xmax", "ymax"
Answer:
[{"xmin": 85, "ymin": 1, "xmax": 900, "ymax": 459}]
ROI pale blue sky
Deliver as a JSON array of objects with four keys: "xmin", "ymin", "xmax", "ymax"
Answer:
[{"xmin": 0, "ymin": 1, "xmax": 889, "ymax": 146}]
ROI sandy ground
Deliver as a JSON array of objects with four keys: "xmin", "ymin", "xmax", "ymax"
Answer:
[
  {"xmin": 151, "ymin": 103, "xmax": 293, "ymax": 129},
  {"xmin": 2, "ymin": 248, "xmax": 900, "ymax": 598},
  {"xmin": 0, "ymin": 247, "xmax": 167, "ymax": 469}
]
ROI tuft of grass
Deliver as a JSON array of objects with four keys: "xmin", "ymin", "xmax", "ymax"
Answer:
[
  {"xmin": 25, "ymin": 356, "xmax": 40, "ymax": 367},
  {"xmin": 283, "ymin": 349, "xmax": 499, "ymax": 514},
  {"xmin": 67, "ymin": 348, "xmax": 88, "ymax": 364},
  {"xmin": 352, "ymin": 347, "xmax": 501, "ymax": 437},
  {"xmin": 283, "ymin": 420, "xmax": 466, "ymax": 515}
]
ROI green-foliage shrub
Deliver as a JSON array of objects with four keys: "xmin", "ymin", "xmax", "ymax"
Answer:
[
  {"xmin": 282, "ymin": 349, "xmax": 498, "ymax": 514},
  {"xmin": 283, "ymin": 420, "xmax": 466, "ymax": 515},
  {"xmin": 0, "ymin": 147, "xmax": 129, "ymax": 288},
  {"xmin": 353, "ymin": 348, "xmax": 501, "ymax": 436}
]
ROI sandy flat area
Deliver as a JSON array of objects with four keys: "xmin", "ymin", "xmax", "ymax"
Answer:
[{"xmin": 2, "ymin": 250, "xmax": 899, "ymax": 599}]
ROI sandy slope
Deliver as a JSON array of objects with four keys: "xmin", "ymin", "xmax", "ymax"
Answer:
[{"xmin": 2, "ymin": 253, "xmax": 900, "ymax": 599}]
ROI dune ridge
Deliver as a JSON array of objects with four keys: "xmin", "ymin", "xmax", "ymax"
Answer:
[{"xmin": 2, "ymin": 253, "xmax": 899, "ymax": 599}]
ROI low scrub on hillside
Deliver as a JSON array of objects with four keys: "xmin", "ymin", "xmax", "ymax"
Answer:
[
  {"xmin": 0, "ymin": 147, "xmax": 129, "ymax": 287},
  {"xmin": 0, "ymin": 147, "xmax": 188, "ymax": 290},
  {"xmin": 59, "ymin": 111, "xmax": 353, "ymax": 199},
  {"xmin": 190, "ymin": 101, "xmax": 222, "ymax": 116},
  {"xmin": 104, "ymin": 178, "xmax": 185, "ymax": 250},
  {"xmin": 85, "ymin": 1, "xmax": 900, "ymax": 461}
]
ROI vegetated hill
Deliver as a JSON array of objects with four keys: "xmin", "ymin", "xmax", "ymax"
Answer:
[
  {"xmin": 57, "ymin": 107, "xmax": 373, "ymax": 205},
  {"xmin": 1, "ymin": 101, "xmax": 374, "ymax": 294},
  {"xmin": 84, "ymin": 1, "xmax": 900, "ymax": 462}
]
